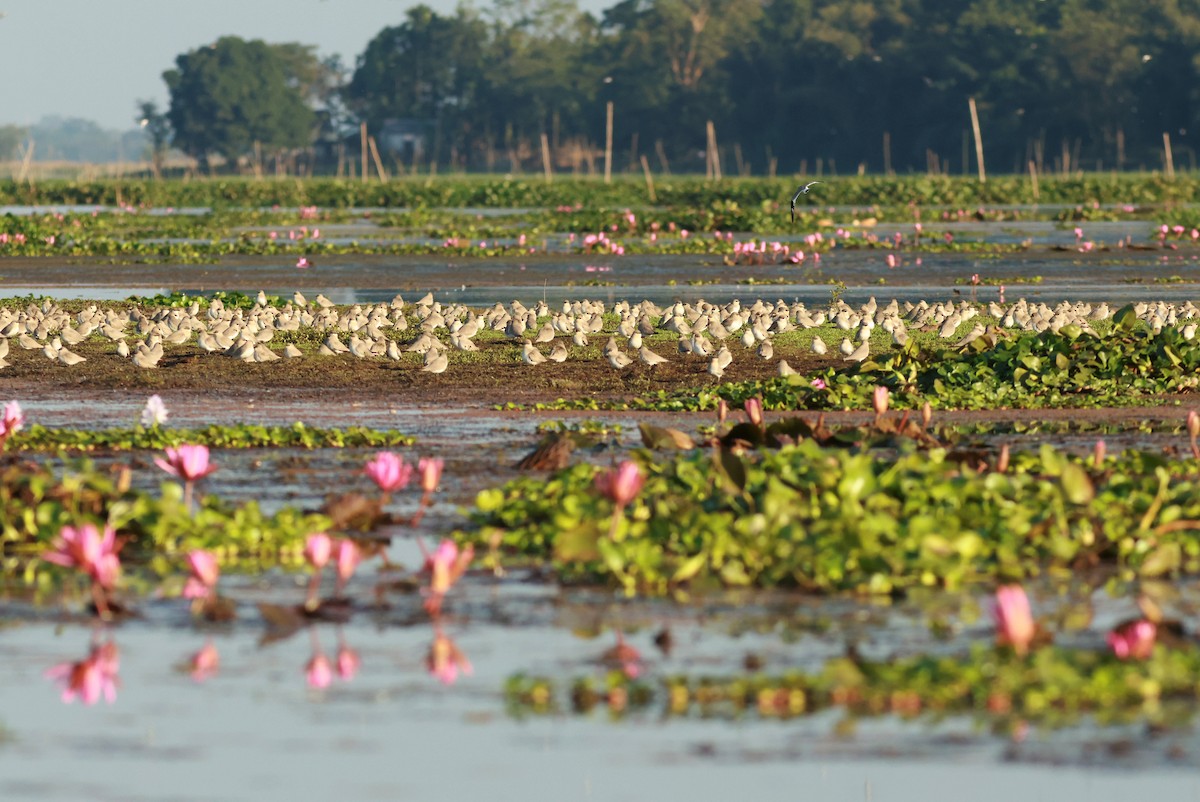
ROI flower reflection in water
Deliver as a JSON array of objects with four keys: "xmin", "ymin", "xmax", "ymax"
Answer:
[
  {"xmin": 186, "ymin": 640, "xmax": 220, "ymax": 683},
  {"xmin": 45, "ymin": 638, "xmax": 120, "ymax": 705},
  {"xmin": 427, "ymin": 626, "xmax": 472, "ymax": 686},
  {"xmin": 305, "ymin": 628, "xmax": 361, "ymax": 689}
]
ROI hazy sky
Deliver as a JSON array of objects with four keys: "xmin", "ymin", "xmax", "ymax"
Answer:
[{"xmin": 0, "ymin": 0, "xmax": 605, "ymax": 131}]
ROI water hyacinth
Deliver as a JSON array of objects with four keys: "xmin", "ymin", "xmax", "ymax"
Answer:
[
  {"xmin": 993, "ymin": 585, "xmax": 1036, "ymax": 656},
  {"xmin": 140, "ymin": 394, "xmax": 169, "ymax": 428}
]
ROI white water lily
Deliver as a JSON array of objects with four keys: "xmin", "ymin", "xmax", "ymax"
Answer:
[{"xmin": 141, "ymin": 394, "xmax": 169, "ymax": 428}]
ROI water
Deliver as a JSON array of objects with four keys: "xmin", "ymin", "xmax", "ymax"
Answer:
[{"xmin": 5, "ymin": 209, "xmax": 1200, "ymax": 798}]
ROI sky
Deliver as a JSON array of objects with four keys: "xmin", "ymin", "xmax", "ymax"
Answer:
[{"xmin": 0, "ymin": 0, "xmax": 605, "ymax": 132}]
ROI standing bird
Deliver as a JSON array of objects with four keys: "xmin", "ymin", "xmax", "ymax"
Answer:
[{"xmin": 790, "ymin": 181, "xmax": 822, "ymax": 222}]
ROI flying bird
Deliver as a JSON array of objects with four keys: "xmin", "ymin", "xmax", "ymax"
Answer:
[{"xmin": 790, "ymin": 181, "xmax": 822, "ymax": 222}]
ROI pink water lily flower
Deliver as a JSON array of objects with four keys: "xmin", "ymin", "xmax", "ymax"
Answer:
[
  {"xmin": 744, "ymin": 397, "xmax": 764, "ymax": 426},
  {"xmin": 0, "ymin": 400, "xmax": 24, "ymax": 439},
  {"xmin": 364, "ymin": 451, "xmax": 414, "ymax": 493},
  {"xmin": 45, "ymin": 640, "xmax": 120, "ymax": 705},
  {"xmin": 42, "ymin": 523, "xmax": 122, "ymax": 590},
  {"xmin": 594, "ymin": 460, "xmax": 645, "ymax": 509},
  {"xmin": 873, "ymin": 386, "xmax": 890, "ymax": 418},
  {"xmin": 183, "ymin": 549, "xmax": 219, "ymax": 599},
  {"xmin": 1108, "ymin": 620, "xmax": 1156, "ymax": 660},
  {"xmin": 418, "ymin": 457, "xmax": 444, "ymax": 494},
  {"xmin": 305, "ymin": 533, "xmax": 333, "ymax": 570},
  {"xmin": 423, "ymin": 539, "xmax": 474, "ymax": 615},
  {"xmin": 994, "ymin": 585, "xmax": 1036, "ymax": 655},
  {"xmin": 155, "ymin": 444, "xmax": 217, "ymax": 481},
  {"xmin": 334, "ymin": 538, "xmax": 361, "ymax": 592}
]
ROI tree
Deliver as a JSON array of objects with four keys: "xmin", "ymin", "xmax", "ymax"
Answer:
[
  {"xmin": 163, "ymin": 37, "xmax": 317, "ymax": 168},
  {"xmin": 344, "ymin": 6, "xmax": 488, "ymax": 141},
  {"xmin": 0, "ymin": 125, "xmax": 24, "ymax": 161},
  {"xmin": 136, "ymin": 100, "xmax": 172, "ymax": 177}
]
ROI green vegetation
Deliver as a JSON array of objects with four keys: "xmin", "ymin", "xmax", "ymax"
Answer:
[
  {"xmin": 463, "ymin": 441, "xmax": 1200, "ymax": 596},
  {"xmin": 506, "ymin": 643, "xmax": 1200, "ymax": 727},
  {"xmin": 1, "ymin": 460, "xmax": 330, "ymax": 591},
  {"xmin": 6, "ymin": 423, "xmax": 414, "ymax": 452},
  {"xmin": 538, "ymin": 314, "xmax": 1200, "ymax": 413}
]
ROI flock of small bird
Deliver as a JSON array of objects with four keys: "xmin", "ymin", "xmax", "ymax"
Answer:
[{"xmin": 0, "ymin": 292, "xmax": 1197, "ymax": 377}]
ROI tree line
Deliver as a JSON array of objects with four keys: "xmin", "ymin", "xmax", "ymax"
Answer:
[{"xmin": 82, "ymin": 0, "xmax": 1200, "ymax": 175}]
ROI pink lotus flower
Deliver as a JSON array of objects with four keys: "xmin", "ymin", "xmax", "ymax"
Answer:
[
  {"xmin": 594, "ymin": 460, "xmax": 644, "ymax": 508},
  {"xmin": 423, "ymin": 539, "xmax": 474, "ymax": 615},
  {"xmin": 45, "ymin": 640, "xmax": 120, "ymax": 705},
  {"xmin": 1108, "ymin": 620, "xmax": 1156, "ymax": 660},
  {"xmin": 305, "ymin": 650, "xmax": 334, "ymax": 689},
  {"xmin": 885, "ymin": 253, "xmax": 897, "ymax": 268},
  {"xmin": 155, "ymin": 444, "xmax": 216, "ymax": 481},
  {"xmin": 873, "ymin": 386, "xmax": 890, "ymax": 417},
  {"xmin": 364, "ymin": 451, "xmax": 413, "ymax": 493},
  {"xmin": 183, "ymin": 549, "xmax": 219, "ymax": 599},
  {"xmin": 427, "ymin": 630, "xmax": 472, "ymax": 686},
  {"xmin": 811, "ymin": 378, "xmax": 827, "ymax": 390},
  {"xmin": 0, "ymin": 399, "xmax": 24, "ymax": 440},
  {"xmin": 187, "ymin": 641, "xmax": 220, "ymax": 682},
  {"xmin": 43, "ymin": 523, "xmax": 122, "ymax": 590},
  {"xmin": 304, "ymin": 533, "xmax": 332, "ymax": 570},
  {"xmin": 296, "ymin": 257, "xmax": 312, "ymax": 269},
  {"xmin": 418, "ymin": 457, "xmax": 444, "ymax": 494},
  {"xmin": 744, "ymin": 397, "xmax": 764, "ymax": 426},
  {"xmin": 335, "ymin": 646, "xmax": 361, "ymax": 680},
  {"xmin": 334, "ymin": 538, "xmax": 361, "ymax": 591},
  {"xmin": 994, "ymin": 585, "xmax": 1036, "ymax": 655}
]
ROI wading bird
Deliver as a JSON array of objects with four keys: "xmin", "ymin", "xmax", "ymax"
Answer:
[{"xmin": 790, "ymin": 181, "xmax": 822, "ymax": 222}]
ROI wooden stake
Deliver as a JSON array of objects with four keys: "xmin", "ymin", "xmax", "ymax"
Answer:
[
  {"xmin": 733, "ymin": 142, "xmax": 746, "ymax": 176},
  {"xmin": 541, "ymin": 133, "xmax": 553, "ymax": 183},
  {"xmin": 604, "ymin": 101, "xmax": 614, "ymax": 184},
  {"xmin": 368, "ymin": 136, "xmax": 389, "ymax": 181},
  {"xmin": 1027, "ymin": 159, "xmax": 1039, "ymax": 201},
  {"xmin": 360, "ymin": 123, "xmax": 368, "ymax": 184},
  {"xmin": 640, "ymin": 154, "xmax": 657, "ymax": 202},
  {"xmin": 655, "ymin": 139, "xmax": 670, "ymax": 174},
  {"xmin": 968, "ymin": 97, "xmax": 986, "ymax": 182},
  {"xmin": 1163, "ymin": 132, "xmax": 1176, "ymax": 178},
  {"xmin": 706, "ymin": 121, "xmax": 722, "ymax": 180},
  {"xmin": 1116, "ymin": 128, "xmax": 1125, "ymax": 171},
  {"xmin": 883, "ymin": 131, "xmax": 892, "ymax": 175}
]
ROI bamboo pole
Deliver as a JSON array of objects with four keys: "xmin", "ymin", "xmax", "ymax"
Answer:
[
  {"xmin": 968, "ymin": 97, "xmax": 986, "ymax": 182},
  {"xmin": 368, "ymin": 136, "xmax": 388, "ymax": 181},
  {"xmin": 707, "ymin": 121, "xmax": 722, "ymax": 180},
  {"xmin": 655, "ymin": 139, "xmax": 670, "ymax": 174},
  {"xmin": 1027, "ymin": 159, "xmax": 1039, "ymax": 201},
  {"xmin": 540, "ymin": 132, "xmax": 553, "ymax": 183},
  {"xmin": 360, "ymin": 123, "xmax": 368, "ymax": 184},
  {"xmin": 17, "ymin": 139, "xmax": 34, "ymax": 183},
  {"xmin": 604, "ymin": 101, "xmax": 614, "ymax": 184},
  {"xmin": 639, "ymin": 154, "xmax": 657, "ymax": 202},
  {"xmin": 1163, "ymin": 132, "xmax": 1176, "ymax": 179}
]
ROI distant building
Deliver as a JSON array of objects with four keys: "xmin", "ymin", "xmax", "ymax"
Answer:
[{"xmin": 377, "ymin": 119, "xmax": 430, "ymax": 165}]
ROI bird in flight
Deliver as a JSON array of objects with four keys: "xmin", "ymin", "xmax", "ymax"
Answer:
[{"xmin": 790, "ymin": 181, "xmax": 822, "ymax": 222}]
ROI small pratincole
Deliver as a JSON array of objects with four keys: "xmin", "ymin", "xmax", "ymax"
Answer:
[{"xmin": 789, "ymin": 181, "xmax": 822, "ymax": 222}]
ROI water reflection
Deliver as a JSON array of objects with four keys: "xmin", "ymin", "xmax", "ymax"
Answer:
[
  {"xmin": 185, "ymin": 639, "xmax": 220, "ymax": 683},
  {"xmin": 305, "ymin": 627, "xmax": 361, "ymax": 689},
  {"xmin": 45, "ymin": 638, "xmax": 120, "ymax": 705},
  {"xmin": 427, "ymin": 625, "xmax": 471, "ymax": 686}
]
